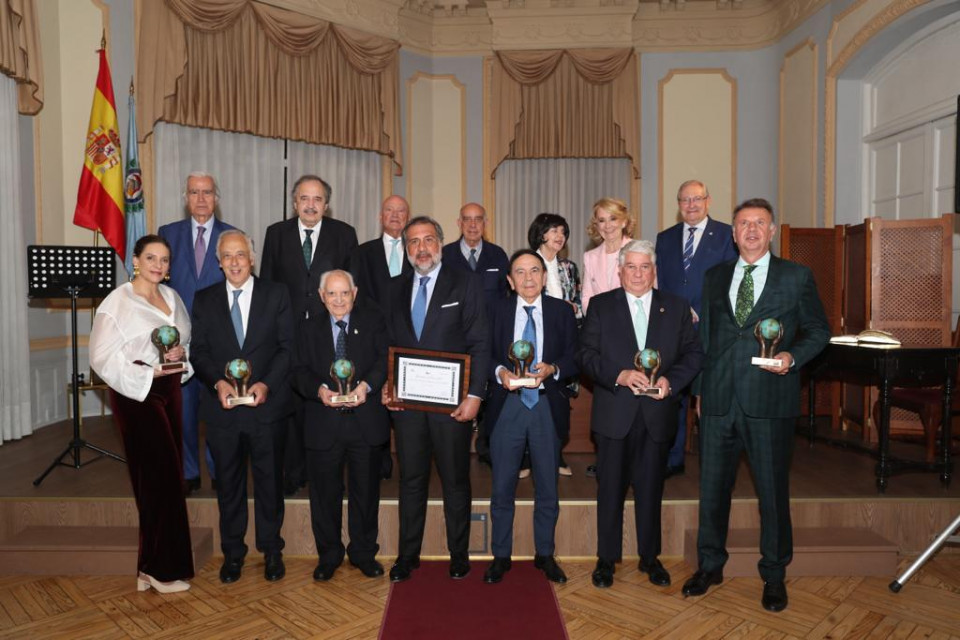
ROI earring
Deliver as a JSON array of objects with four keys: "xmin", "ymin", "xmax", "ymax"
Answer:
[
  {"xmin": 131, "ymin": 265, "xmax": 140, "ymax": 281},
  {"xmin": 164, "ymin": 272, "xmax": 171, "ymax": 282}
]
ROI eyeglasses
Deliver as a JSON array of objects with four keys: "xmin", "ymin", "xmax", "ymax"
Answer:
[{"xmin": 678, "ymin": 195, "xmax": 708, "ymax": 205}]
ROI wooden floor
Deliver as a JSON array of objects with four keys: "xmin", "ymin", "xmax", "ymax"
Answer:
[{"xmin": 1, "ymin": 555, "xmax": 959, "ymax": 639}]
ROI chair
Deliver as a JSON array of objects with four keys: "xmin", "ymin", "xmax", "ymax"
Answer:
[{"xmin": 872, "ymin": 316, "xmax": 960, "ymax": 463}]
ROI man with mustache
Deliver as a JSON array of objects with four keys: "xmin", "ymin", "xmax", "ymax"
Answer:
[
  {"xmin": 383, "ymin": 216, "xmax": 489, "ymax": 583},
  {"xmin": 260, "ymin": 175, "xmax": 359, "ymax": 496}
]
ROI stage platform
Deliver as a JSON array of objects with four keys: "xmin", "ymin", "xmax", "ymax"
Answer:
[{"xmin": 1, "ymin": 416, "xmax": 958, "ymax": 560}]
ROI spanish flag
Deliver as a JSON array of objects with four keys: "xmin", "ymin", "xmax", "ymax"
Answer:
[{"xmin": 73, "ymin": 47, "xmax": 125, "ymax": 259}]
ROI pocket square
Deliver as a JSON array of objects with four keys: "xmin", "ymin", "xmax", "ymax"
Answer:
[
  {"xmin": 441, "ymin": 302, "xmax": 460, "ymax": 308},
  {"xmin": 485, "ymin": 268, "xmax": 500, "ymax": 272}
]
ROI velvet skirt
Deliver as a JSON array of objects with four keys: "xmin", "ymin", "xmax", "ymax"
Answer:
[{"xmin": 110, "ymin": 374, "xmax": 195, "ymax": 582}]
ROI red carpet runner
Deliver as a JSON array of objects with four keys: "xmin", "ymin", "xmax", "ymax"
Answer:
[{"xmin": 379, "ymin": 561, "xmax": 569, "ymax": 639}]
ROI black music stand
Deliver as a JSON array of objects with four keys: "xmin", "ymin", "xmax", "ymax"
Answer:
[{"xmin": 27, "ymin": 245, "xmax": 125, "ymax": 486}]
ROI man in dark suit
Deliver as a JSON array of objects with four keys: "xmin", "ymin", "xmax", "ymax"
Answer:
[
  {"xmin": 483, "ymin": 250, "xmax": 578, "ymax": 585},
  {"xmin": 655, "ymin": 180, "xmax": 738, "ymax": 478},
  {"xmin": 260, "ymin": 174, "xmax": 359, "ymax": 496},
  {"xmin": 577, "ymin": 239, "xmax": 703, "ymax": 590},
  {"xmin": 190, "ymin": 230, "xmax": 294, "ymax": 584},
  {"xmin": 384, "ymin": 216, "xmax": 489, "ymax": 583},
  {"xmin": 293, "ymin": 270, "xmax": 389, "ymax": 582},
  {"xmin": 349, "ymin": 195, "xmax": 412, "ymax": 311},
  {"xmin": 441, "ymin": 202, "xmax": 509, "ymax": 307},
  {"xmin": 158, "ymin": 171, "xmax": 236, "ymax": 493},
  {"xmin": 682, "ymin": 198, "xmax": 830, "ymax": 612}
]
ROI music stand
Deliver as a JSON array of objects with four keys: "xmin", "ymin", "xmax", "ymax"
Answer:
[{"xmin": 27, "ymin": 245, "xmax": 125, "ymax": 486}]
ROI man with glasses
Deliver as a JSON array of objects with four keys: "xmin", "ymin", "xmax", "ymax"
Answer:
[{"xmin": 655, "ymin": 180, "xmax": 737, "ymax": 478}]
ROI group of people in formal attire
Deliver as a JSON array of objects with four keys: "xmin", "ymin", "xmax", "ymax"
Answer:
[{"xmin": 88, "ymin": 173, "xmax": 830, "ymax": 614}]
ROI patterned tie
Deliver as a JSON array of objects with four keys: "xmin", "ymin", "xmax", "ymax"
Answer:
[
  {"xmin": 194, "ymin": 226, "xmax": 206, "ymax": 276},
  {"xmin": 521, "ymin": 305, "xmax": 539, "ymax": 409},
  {"xmin": 231, "ymin": 289, "xmax": 244, "ymax": 346},
  {"xmin": 412, "ymin": 276, "xmax": 430, "ymax": 340},
  {"xmin": 633, "ymin": 298, "xmax": 647, "ymax": 351},
  {"xmin": 468, "ymin": 248, "xmax": 478, "ymax": 271},
  {"xmin": 682, "ymin": 226, "xmax": 695, "ymax": 272},
  {"xmin": 388, "ymin": 238, "xmax": 402, "ymax": 277},
  {"xmin": 335, "ymin": 319, "xmax": 348, "ymax": 360},
  {"xmin": 735, "ymin": 264, "xmax": 758, "ymax": 327},
  {"xmin": 302, "ymin": 229, "xmax": 313, "ymax": 270}
]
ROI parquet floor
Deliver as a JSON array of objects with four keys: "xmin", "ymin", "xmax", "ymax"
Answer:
[{"xmin": 1, "ymin": 555, "xmax": 958, "ymax": 639}]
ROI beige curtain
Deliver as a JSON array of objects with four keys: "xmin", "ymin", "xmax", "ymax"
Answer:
[
  {"xmin": 490, "ymin": 48, "xmax": 638, "ymax": 179},
  {"xmin": 0, "ymin": 0, "xmax": 42, "ymax": 114},
  {"xmin": 136, "ymin": 0, "xmax": 401, "ymax": 173}
]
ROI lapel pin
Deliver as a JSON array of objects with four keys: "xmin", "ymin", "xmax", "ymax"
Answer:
[
  {"xmin": 660, "ymin": 307, "xmax": 665, "ymax": 313},
  {"xmin": 354, "ymin": 328, "xmax": 359, "ymax": 335}
]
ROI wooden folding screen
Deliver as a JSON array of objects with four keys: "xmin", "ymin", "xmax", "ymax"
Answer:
[{"xmin": 780, "ymin": 224, "xmax": 844, "ymax": 428}]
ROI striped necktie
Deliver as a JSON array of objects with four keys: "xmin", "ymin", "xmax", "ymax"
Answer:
[{"xmin": 682, "ymin": 227, "xmax": 695, "ymax": 272}]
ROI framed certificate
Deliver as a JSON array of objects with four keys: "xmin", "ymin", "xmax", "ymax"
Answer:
[{"xmin": 387, "ymin": 347, "xmax": 471, "ymax": 413}]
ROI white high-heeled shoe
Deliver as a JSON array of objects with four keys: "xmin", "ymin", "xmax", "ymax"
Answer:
[{"xmin": 137, "ymin": 572, "xmax": 191, "ymax": 593}]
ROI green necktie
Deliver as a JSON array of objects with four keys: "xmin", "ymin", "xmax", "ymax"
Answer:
[
  {"xmin": 633, "ymin": 298, "xmax": 647, "ymax": 350},
  {"xmin": 302, "ymin": 229, "xmax": 313, "ymax": 269},
  {"xmin": 734, "ymin": 264, "xmax": 758, "ymax": 327}
]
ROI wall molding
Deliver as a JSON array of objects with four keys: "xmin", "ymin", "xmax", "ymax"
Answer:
[{"xmin": 779, "ymin": 39, "xmax": 818, "ymax": 227}]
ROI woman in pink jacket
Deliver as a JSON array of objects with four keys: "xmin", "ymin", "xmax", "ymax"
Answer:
[{"xmin": 581, "ymin": 197, "xmax": 635, "ymax": 314}]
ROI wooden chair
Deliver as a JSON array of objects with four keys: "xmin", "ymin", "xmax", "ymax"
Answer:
[{"xmin": 872, "ymin": 316, "xmax": 960, "ymax": 463}]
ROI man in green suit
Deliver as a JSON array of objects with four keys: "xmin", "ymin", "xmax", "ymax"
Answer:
[{"xmin": 682, "ymin": 198, "xmax": 830, "ymax": 613}]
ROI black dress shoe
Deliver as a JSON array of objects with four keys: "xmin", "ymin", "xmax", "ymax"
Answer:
[
  {"xmin": 350, "ymin": 559, "xmax": 385, "ymax": 578},
  {"xmin": 483, "ymin": 557, "xmax": 511, "ymax": 584},
  {"xmin": 264, "ymin": 554, "xmax": 285, "ymax": 581},
  {"xmin": 664, "ymin": 464, "xmax": 686, "ymax": 479},
  {"xmin": 534, "ymin": 555, "xmax": 567, "ymax": 584},
  {"xmin": 591, "ymin": 558, "xmax": 615, "ymax": 588},
  {"xmin": 389, "ymin": 556, "xmax": 420, "ymax": 582},
  {"xmin": 219, "ymin": 557, "xmax": 243, "ymax": 584},
  {"xmin": 761, "ymin": 580, "xmax": 788, "ymax": 612},
  {"xmin": 185, "ymin": 477, "xmax": 201, "ymax": 495},
  {"xmin": 449, "ymin": 553, "xmax": 471, "ymax": 579},
  {"xmin": 639, "ymin": 557, "xmax": 671, "ymax": 586},
  {"xmin": 313, "ymin": 563, "xmax": 338, "ymax": 581},
  {"xmin": 682, "ymin": 569, "xmax": 723, "ymax": 596}
]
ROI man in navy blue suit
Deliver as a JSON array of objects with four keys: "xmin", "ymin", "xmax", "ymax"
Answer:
[
  {"xmin": 158, "ymin": 171, "xmax": 236, "ymax": 493},
  {"xmin": 441, "ymin": 203, "xmax": 509, "ymax": 308},
  {"xmin": 655, "ymin": 180, "xmax": 737, "ymax": 477}
]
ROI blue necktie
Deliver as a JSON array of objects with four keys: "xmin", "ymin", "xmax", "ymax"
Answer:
[
  {"xmin": 388, "ymin": 238, "xmax": 401, "ymax": 277},
  {"xmin": 412, "ymin": 276, "xmax": 430, "ymax": 340},
  {"xmin": 335, "ymin": 319, "xmax": 348, "ymax": 360},
  {"xmin": 682, "ymin": 226, "xmax": 695, "ymax": 272},
  {"xmin": 468, "ymin": 248, "xmax": 478, "ymax": 271},
  {"xmin": 521, "ymin": 305, "xmax": 538, "ymax": 409},
  {"xmin": 231, "ymin": 290, "xmax": 244, "ymax": 347}
]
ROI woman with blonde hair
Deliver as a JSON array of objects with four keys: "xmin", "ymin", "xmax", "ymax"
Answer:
[{"xmin": 581, "ymin": 197, "xmax": 635, "ymax": 314}]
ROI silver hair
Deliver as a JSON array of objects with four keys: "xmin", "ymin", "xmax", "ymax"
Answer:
[
  {"xmin": 618, "ymin": 238, "xmax": 657, "ymax": 267},
  {"xmin": 319, "ymin": 269, "xmax": 356, "ymax": 292},
  {"xmin": 676, "ymin": 179, "xmax": 709, "ymax": 199},
  {"xmin": 182, "ymin": 171, "xmax": 220, "ymax": 200},
  {"xmin": 216, "ymin": 229, "xmax": 257, "ymax": 263}
]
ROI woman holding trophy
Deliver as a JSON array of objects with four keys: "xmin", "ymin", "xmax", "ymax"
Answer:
[{"xmin": 89, "ymin": 234, "xmax": 194, "ymax": 594}]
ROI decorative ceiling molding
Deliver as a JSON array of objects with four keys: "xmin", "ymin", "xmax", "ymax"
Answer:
[{"xmin": 266, "ymin": 0, "xmax": 834, "ymax": 54}]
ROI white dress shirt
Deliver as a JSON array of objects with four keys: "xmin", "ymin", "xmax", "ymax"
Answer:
[
  {"xmin": 226, "ymin": 276, "xmax": 255, "ymax": 336},
  {"xmin": 459, "ymin": 238, "xmax": 482, "ymax": 262},
  {"xmin": 191, "ymin": 217, "xmax": 214, "ymax": 246},
  {"xmin": 298, "ymin": 218, "xmax": 323, "ymax": 265},
  {"xmin": 539, "ymin": 251, "xmax": 563, "ymax": 300},
  {"xmin": 728, "ymin": 251, "xmax": 771, "ymax": 310},
  {"xmin": 625, "ymin": 288, "xmax": 653, "ymax": 348},
  {"xmin": 408, "ymin": 262, "xmax": 442, "ymax": 310},
  {"xmin": 382, "ymin": 233, "xmax": 403, "ymax": 267},
  {"xmin": 683, "ymin": 216, "xmax": 709, "ymax": 256},
  {"xmin": 89, "ymin": 282, "xmax": 193, "ymax": 402}
]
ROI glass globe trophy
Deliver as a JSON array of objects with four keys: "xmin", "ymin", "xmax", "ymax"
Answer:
[
  {"xmin": 752, "ymin": 318, "xmax": 784, "ymax": 367},
  {"xmin": 225, "ymin": 358, "xmax": 256, "ymax": 406},
  {"xmin": 151, "ymin": 325, "xmax": 186, "ymax": 374},
  {"xmin": 329, "ymin": 358, "xmax": 359, "ymax": 404},
  {"xmin": 633, "ymin": 348, "xmax": 663, "ymax": 397},
  {"xmin": 507, "ymin": 339, "xmax": 538, "ymax": 388}
]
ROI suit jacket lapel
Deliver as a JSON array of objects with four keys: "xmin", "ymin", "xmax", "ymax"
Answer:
[
  {"xmin": 287, "ymin": 219, "xmax": 309, "ymax": 274},
  {"xmin": 613, "ymin": 288, "xmax": 640, "ymax": 352},
  {"xmin": 646, "ymin": 290, "xmax": 666, "ymax": 349},
  {"xmin": 421, "ymin": 268, "xmax": 453, "ymax": 340},
  {"xmin": 241, "ymin": 278, "xmax": 267, "ymax": 353},
  {"xmin": 750, "ymin": 256, "xmax": 781, "ymax": 324},
  {"xmin": 214, "ymin": 285, "xmax": 243, "ymax": 353},
  {"xmin": 201, "ymin": 220, "xmax": 222, "ymax": 280},
  {"xmin": 400, "ymin": 273, "xmax": 416, "ymax": 339},
  {"xmin": 718, "ymin": 261, "xmax": 738, "ymax": 323}
]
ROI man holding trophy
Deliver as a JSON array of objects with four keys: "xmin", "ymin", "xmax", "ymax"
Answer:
[
  {"xmin": 292, "ymin": 269, "xmax": 390, "ymax": 582},
  {"xmin": 483, "ymin": 250, "xmax": 579, "ymax": 585},
  {"xmin": 577, "ymin": 239, "xmax": 703, "ymax": 590},
  {"xmin": 190, "ymin": 230, "xmax": 295, "ymax": 584},
  {"xmin": 683, "ymin": 198, "xmax": 830, "ymax": 612}
]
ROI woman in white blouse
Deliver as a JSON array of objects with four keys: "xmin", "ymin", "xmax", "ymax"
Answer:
[
  {"xmin": 581, "ymin": 197, "xmax": 635, "ymax": 314},
  {"xmin": 89, "ymin": 234, "xmax": 194, "ymax": 594}
]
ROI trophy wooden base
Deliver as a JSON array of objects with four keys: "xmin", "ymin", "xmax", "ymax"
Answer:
[
  {"xmin": 633, "ymin": 386, "xmax": 663, "ymax": 397},
  {"xmin": 508, "ymin": 377, "xmax": 538, "ymax": 389},
  {"xmin": 751, "ymin": 357, "xmax": 784, "ymax": 367},
  {"xmin": 330, "ymin": 394, "xmax": 359, "ymax": 404},
  {"xmin": 227, "ymin": 395, "xmax": 256, "ymax": 407},
  {"xmin": 154, "ymin": 362, "xmax": 186, "ymax": 374}
]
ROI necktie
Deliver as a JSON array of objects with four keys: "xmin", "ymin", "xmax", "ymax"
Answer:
[
  {"xmin": 335, "ymin": 319, "xmax": 348, "ymax": 360},
  {"xmin": 195, "ymin": 226, "xmax": 206, "ymax": 276},
  {"xmin": 633, "ymin": 298, "xmax": 647, "ymax": 351},
  {"xmin": 388, "ymin": 238, "xmax": 401, "ymax": 277},
  {"xmin": 734, "ymin": 264, "xmax": 758, "ymax": 327},
  {"xmin": 412, "ymin": 276, "xmax": 430, "ymax": 340},
  {"xmin": 231, "ymin": 290, "xmax": 244, "ymax": 346},
  {"xmin": 682, "ymin": 226, "xmax": 695, "ymax": 272},
  {"xmin": 521, "ymin": 305, "xmax": 539, "ymax": 409},
  {"xmin": 468, "ymin": 248, "xmax": 478, "ymax": 271},
  {"xmin": 302, "ymin": 229, "xmax": 314, "ymax": 270}
]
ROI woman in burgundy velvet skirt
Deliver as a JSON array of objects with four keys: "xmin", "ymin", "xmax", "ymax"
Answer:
[{"xmin": 89, "ymin": 235, "xmax": 195, "ymax": 593}]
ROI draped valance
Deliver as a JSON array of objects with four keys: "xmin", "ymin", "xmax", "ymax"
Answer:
[
  {"xmin": 0, "ymin": 0, "xmax": 42, "ymax": 114},
  {"xmin": 137, "ymin": 0, "xmax": 402, "ymax": 173},
  {"xmin": 490, "ymin": 48, "xmax": 639, "ymax": 179}
]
